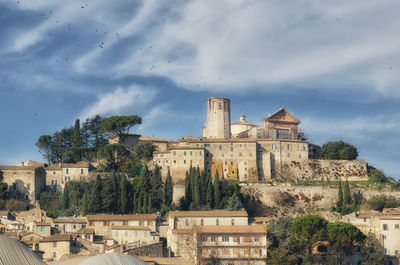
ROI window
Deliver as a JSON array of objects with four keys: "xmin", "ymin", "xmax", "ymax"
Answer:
[
  {"xmin": 222, "ymin": 236, "xmax": 229, "ymax": 242},
  {"xmin": 52, "ymin": 242, "xmax": 57, "ymax": 248},
  {"xmin": 41, "ymin": 226, "xmax": 45, "ymax": 232},
  {"xmin": 53, "ymin": 252, "xmax": 57, "ymax": 258},
  {"xmin": 225, "ymin": 161, "xmax": 227, "ymax": 165},
  {"xmin": 201, "ymin": 219, "xmax": 204, "ymax": 226},
  {"xmin": 255, "ymin": 237, "xmax": 260, "ymax": 242},
  {"xmin": 184, "ymin": 160, "xmax": 186, "ymax": 164},
  {"xmin": 272, "ymin": 144, "xmax": 276, "ymax": 150},
  {"xmin": 184, "ymin": 151, "xmax": 186, "ymax": 156},
  {"xmin": 219, "ymin": 145, "xmax": 222, "ymax": 150},
  {"xmin": 288, "ymin": 144, "xmax": 290, "ymax": 150},
  {"xmin": 51, "ymin": 179, "xmax": 57, "ymax": 186},
  {"xmin": 73, "ymin": 225, "xmax": 76, "ymax": 229},
  {"xmin": 230, "ymin": 146, "xmax": 233, "ymax": 152},
  {"xmin": 383, "ymin": 224, "xmax": 388, "ymax": 230},
  {"xmin": 396, "ymin": 224, "xmax": 400, "ymax": 229},
  {"xmin": 200, "ymin": 151, "xmax": 202, "ymax": 155},
  {"xmin": 201, "ymin": 237, "xmax": 207, "ymax": 242},
  {"xmin": 174, "ymin": 151, "xmax": 176, "ymax": 156},
  {"xmin": 53, "ymin": 171, "xmax": 56, "ymax": 175},
  {"xmin": 81, "ymin": 169, "xmax": 84, "ymax": 174},
  {"xmin": 216, "ymin": 219, "xmax": 219, "ymax": 226},
  {"xmin": 66, "ymin": 169, "xmax": 69, "ymax": 174},
  {"xmin": 288, "ymin": 153, "xmax": 290, "ymax": 158},
  {"xmin": 174, "ymin": 160, "xmax": 176, "ymax": 164},
  {"xmin": 185, "ymin": 219, "xmax": 189, "ymax": 226},
  {"xmin": 190, "ymin": 151, "xmax": 192, "ymax": 155},
  {"xmin": 65, "ymin": 176, "xmax": 70, "ymax": 182},
  {"xmin": 103, "ymin": 221, "xmax": 107, "ymax": 226},
  {"xmin": 249, "ymin": 153, "xmax": 252, "ymax": 157},
  {"xmin": 211, "ymin": 237, "xmax": 216, "ymax": 242},
  {"xmin": 231, "ymin": 219, "xmax": 234, "ymax": 225}
]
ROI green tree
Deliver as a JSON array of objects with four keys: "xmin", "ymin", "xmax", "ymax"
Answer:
[
  {"xmin": 320, "ymin": 141, "xmax": 358, "ymax": 160},
  {"xmin": 150, "ymin": 165, "xmax": 163, "ymax": 209},
  {"xmin": 62, "ymin": 183, "xmax": 70, "ymax": 210},
  {"xmin": 337, "ymin": 181, "xmax": 344, "ymax": 208},
  {"xmin": 225, "ymin": 193, "xmax": 243, "ymax": 211},
  {"xmin": 362, "ymin": 233, "xmax": 387, "ymax": 265},
  {"xmin": 120, "ymin": 175, "xmax": 127, "ymax": 213},
  {"xmin": 0, "ymin": 170, "xmax": 8, "ymax": 200},
  {"xmin": 98, "ymin": 144, "xmax": 130, "ymax": 172},
  {"xmin": 133, "ymin": 141, "xmax": 155, "ymax": 162},
  {"xmin": 164, "ymin": 170, "xmax": 173, "ymax": 206},
  {"xmin": 266, "ymin": 248, "xmax": 298, "ymax": 265},
  {"xmin": 89, "ymin": 175, "xmax": 103, "ymax": 213},
  {"xmin": 147, "ymin": 194, "xmax": 152, "ymax": 213},
  {"xmin": 72, "ymin": 119, "xmax": 82, "ymax": 162},
  {"xmin": 194, "ymin": 167, "xmax": 201, "ymax": 207},
  {"xmin": 101, "ymin": 115, "xmax": 142, "ymax": 135},
  {"xmin": 213, "ymin": 171, "xmax": 221, "ymax": 208},
  {"xmin": 206, "ymin": 174, "xmax": 213, "ymax": 206},
  {"xmin": 344, "ymin": 179, "xmax": 351, "ymax": 205},
  {"xmin": 327, "ymin": 222, "xmax": 365, "ymax": 265},
  {"xmin": 290, "ymin": 215, "xmax": 328, "ymax": 254},
  {"xmin": 36, "ymin": 135, "xmax": 53, "ymax": 165}
]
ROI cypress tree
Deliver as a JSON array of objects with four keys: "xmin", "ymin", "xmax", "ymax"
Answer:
[
  {"xmin": 139, "ymin": 166, "xmax": 151, "ymax": 192},
  {"xmin": 89, "ymin": 175, "xmax": 102, "ymax": 213},
  {"xmin": 344, "ymin": 179, "xmax": 351, "ymax": 205},
  {"xmin": 143, "ymin": 193, "xmax": 148, "ymax": 213},
  {"xmin": 62, "ymin": 182, "xmax": 70, "ymax": 210},
  {"xmin": 206, "ymin": 174, "xmax": 213, "ymax": 206},
  {"xmin": 120, "ymin": 175, "xmax": 127, "ymax": 213},
  {"xmin": 214, "ymin": 171, "xmax": 221, "ymax": 208},
  {"xmin": 164, "ymin": 169, "xmax": 173, "ymax": 206},
  {"xmin": 337, "ymin": 180, "xmax": 344, "ymax": 208},
  {"xmin": 184, "ymin": 172, "xmax": 192, "ymax": 205},
  {"xmin": 148, "ymin": 194, "xmax": 152, "ymax": 213},
  {"xmin": 137, "ymin": 193, "xmax": 143, "ymax": 214},
  {"xmin": 201, "ymin": 170, "xmax": 208, "ymax": 204},
  {"xmin": 194, "ymin": 168, "xmax": 201, "ymax": 207},
  {"xmin": 102, "ymin": 176, "xmax": 116, "ymax": 213},
  {"xmin": 72, "ymin": 119, "xmax": 82, "ymax": 162},
  {"xmin": 151, "ymin": 165, "xmax": 163, "ymax": 209},
  {"xmin": 133, "ymin": 192, "xmax": 137, "ymax": 213}
]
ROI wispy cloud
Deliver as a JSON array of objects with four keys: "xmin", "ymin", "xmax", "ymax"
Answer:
[{"xmin": 79, "ymin": 85, "xmax": 156, "ymax": 120}]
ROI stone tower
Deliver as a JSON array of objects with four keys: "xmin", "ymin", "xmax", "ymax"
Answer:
[{"xmin": 203, "ymin": 97, "xmax": 231, "ymax": 139}]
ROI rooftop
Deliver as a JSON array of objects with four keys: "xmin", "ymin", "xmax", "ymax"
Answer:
[
  {"xmin": 52, "ymin": 217, "xmax": 87, "ymax": 223},
  {"xmin": 111, "ymin": 225, "xmax": 151, "ymax": 231},
  {"xmin": 86, "ymin": 214, "xmax": 157, "ymax": 221},
  {"xmin": 196, "ymin": 225, "xmax": 266, "ymax": 234},
  {"xmin": 39, "ymin": 234, "xmax": 71, "ymax": 243},
  {"xmin": 169, "ymin": 210, "xmax": 248, "ymax": 218}
]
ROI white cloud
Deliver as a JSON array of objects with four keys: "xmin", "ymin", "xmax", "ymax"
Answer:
[{"xmin": 79, "ymin": 85, "xmax": 156, "ymax": 120}]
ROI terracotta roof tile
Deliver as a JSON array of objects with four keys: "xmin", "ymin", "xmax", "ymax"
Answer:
[
  {"xmin": 169, "ymin": 210, "xmax": 248, "ymax": 218},
  {"xmin": 196, "ymin": 225, "xmax": 266, "ymax": 234},
  {"xmin": 111, "ymin": 225, "xmax": 151, "ymax": 231},
  {"xmin": 39, "ymin": 234, "xmax": 71, "ymax": 242},
  {"xmin": 86, "ymin": 214, "xmax": 157, "ymax": 221}
]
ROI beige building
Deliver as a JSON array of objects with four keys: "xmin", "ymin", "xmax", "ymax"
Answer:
[
  {"xmin": 26, "ymin": 221, "xmax": 51, "ymax": 237},
  {"xmin": 0, "ymin": 165, "xmax": 46, "ymax": 203},
  {"xmin": 44, "ymin": 162, "xmax": 92, "ymax": 192},
  {"xmin": 345, "ymin": 208, "xmax": 400, "ymax": 256},
  {"xmin": 51, "ymin": 217, "xmax": 87, "ymax": 234},
  {"xmin": 86, "ymin": 214, "xmax": 158, "ymax": 237},
  {"xmin": 36, "ymin": 234, "xmax": 72, "ymax": 261},
  {"xmin": 111, "ymin": 225, "xmax": 160, "ymax": 246},
  {"xmin": 167, "ymin": 210, "xmax": 249, "ymax": 258},
  {"xmin": 112, "ymin": 97, "xmax": 368, "ymax": 183},
  {"xmin": 195, "ymin": 225, "xmax": 267, "ymax": 265}
]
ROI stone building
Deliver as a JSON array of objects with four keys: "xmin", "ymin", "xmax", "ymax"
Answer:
[
  {"xmin": 0, "ymin": 165, "xmax": 46, "ymax": 203},
  {"xmin": 36, "ymin": 234, "xmax": 72, "ymax": 261},
  {"xmin": 195, "ymin": 225, "xmax": 267, "ymax": 265},
  {"xmin": 110, "ymin": 225, "xmax": 160, "ymax": 246},
  {"xmin": 51, "ymin": 217, "xmax": 87, "ymax": 234},
  {"xmin": 86, "ymin": 214, "xmax": 158, "ymax": 237},
  {"xmin": 111, "ymin": 97, "xmax": 368, "ymax": 183},
  {"xmin": 167, "ymin": 210, "xmax": 249, "ymax": 258},
  {"xmin": 44, "ymin": 162, "xmax": 92, "ymax": 192}
]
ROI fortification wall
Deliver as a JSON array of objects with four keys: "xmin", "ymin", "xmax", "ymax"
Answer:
[
  {"xmin": 172, "ymin": 183, "xmax": 400, "ymax": 210},
  {"xmin": 283, "ymin": 159, "xmax": 368, "ymax": 181}
]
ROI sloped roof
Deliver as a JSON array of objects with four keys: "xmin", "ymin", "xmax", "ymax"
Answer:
[
  {"xmin": 169, "ymin": 210, "xmax": 248, "ymax": 218},
  {"xmin": 79, "ymin": 253, "xmax": 147, "ymax": 265},
  {"xmin": 262, "ymin": 108, "xmax": 300, "ymax": 124},
  {"xmin": 196, "ymin": 225, "xmax": 266, "ymax": 234},
  {"xmin": 86, "ymin": 214, "xmax": 157, "ymax": 221},
  {"xmin": 111, "ymin": 225, "xmax": 151, "ymax": 231},
  {"xmin": 0, "ymin": 235, "xmax": 45, "ymax": 265},
  {"xmin": 52, "ymin": 217, "xmax": 87, "ymax": 224},
  {"xmin": 39, "ymin": 234, "xmax": 71, "ymax": 243}
]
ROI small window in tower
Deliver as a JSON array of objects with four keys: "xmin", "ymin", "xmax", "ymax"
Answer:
[{"xmin": 219, "ymin": 103, "xmax": 222, "ymax": 110}]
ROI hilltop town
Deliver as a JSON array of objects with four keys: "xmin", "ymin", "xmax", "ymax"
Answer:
[{"xmin": 0, "ymin": 97, "xmax": 399, "ymax": 265}]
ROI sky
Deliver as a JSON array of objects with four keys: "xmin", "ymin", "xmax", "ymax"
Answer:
[{"xmin": 0, "ymin": 0, "xmax": 399, "ymax": 177}]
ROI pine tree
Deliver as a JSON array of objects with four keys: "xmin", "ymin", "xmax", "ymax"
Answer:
[
  {"xmin": 337, "ymin": 181, "xmax": 344, "ymax": 208},
  {"xmin": 164, "ymin": 169, "xmax": 173, "ymax": 206},
  {"xmin": 226, "ymin": 193, "xmax": 243, "ymax": 211},
  {"xmin": 148, "ymin": 194, "xmax": 152, "ymax": 213},
  {"xmin": 214, "ymin": 171, "xmax": 221, "ymax": 208},
  {"xmin": 344, "ymin": 179, "xmax": 351, "ymax": 205},
  {"xmin": 120, "ymin": 175, "xmax": 127, "ymax": 213},
  {"xmin": 89, "ymin": 175, "xmax": 103, "ymax": 213},
  {"xmin": 206, "ymin": 174, "xmax": 213, "ymax": 206}
]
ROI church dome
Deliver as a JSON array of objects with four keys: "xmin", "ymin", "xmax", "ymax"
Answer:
[{"xmin": 231, "ymin": 114, "xmax": 256, "ymax": 137}]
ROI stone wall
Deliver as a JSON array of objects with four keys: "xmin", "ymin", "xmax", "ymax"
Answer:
[{"xmin": 283, "ymin": 159, "xmax": 368, "ymax": 181}]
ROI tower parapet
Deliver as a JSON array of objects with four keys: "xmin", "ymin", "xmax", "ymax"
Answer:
[{"xmin": 203, "ymin": 97, "xmax": 231, "ymax": 139}]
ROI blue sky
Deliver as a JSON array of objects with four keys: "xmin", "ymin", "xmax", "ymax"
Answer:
[{"xmin": 0, "ymin": 0, "xmax": 399, "ymax": 177}]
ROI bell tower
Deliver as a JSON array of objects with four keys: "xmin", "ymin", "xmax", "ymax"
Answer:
[{"xmin": 203, "ymin": 97, "xmax": 231, "ymax": 139}]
